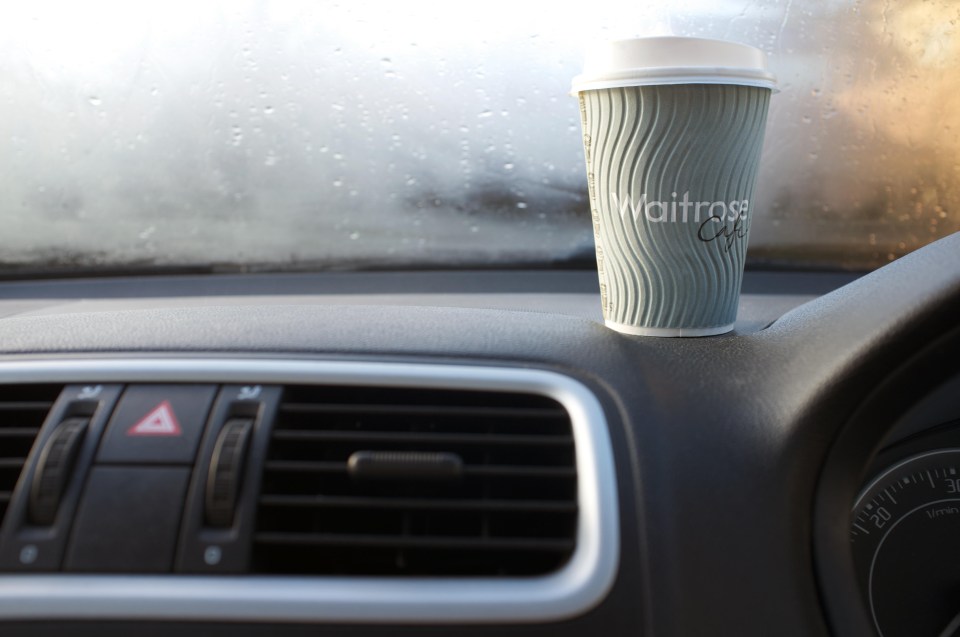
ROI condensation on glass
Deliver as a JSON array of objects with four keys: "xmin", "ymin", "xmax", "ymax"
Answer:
[{"xmin": 0, "ymin": 0, "xmax": 956, "ymax": 270}]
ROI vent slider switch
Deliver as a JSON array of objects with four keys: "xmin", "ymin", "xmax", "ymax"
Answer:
[{"xmin": 348, "ymin": 450, "xmax": 463, "ymax": 482}]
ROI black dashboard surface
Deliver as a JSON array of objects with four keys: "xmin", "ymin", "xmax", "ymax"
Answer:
[{"xmin": 0, "ymin": 232, "xmax": 958, "ymax": 637}]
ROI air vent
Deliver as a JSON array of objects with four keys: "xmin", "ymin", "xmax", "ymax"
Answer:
[
  {"xmin": 253, "ymin": 385, "xmax": 578, "ymax": 576},
  {"xmin": 0, "ymin": 385, "xmax": 61, "ymax": 527}
]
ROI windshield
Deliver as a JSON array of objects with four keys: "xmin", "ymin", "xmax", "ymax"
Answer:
[{"xmin": 1, "ymin": 1, "xmax": 957, "ymax": 273}]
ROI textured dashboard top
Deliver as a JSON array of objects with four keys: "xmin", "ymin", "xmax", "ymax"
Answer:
[{"xmin": 0, "ymin": 269, "xmax": 858, "ymax": 355}]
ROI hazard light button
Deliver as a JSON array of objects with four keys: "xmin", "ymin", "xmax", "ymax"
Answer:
[{"xmin": 97, "ymin": 386, "xmax": 217, "ymax": 464}]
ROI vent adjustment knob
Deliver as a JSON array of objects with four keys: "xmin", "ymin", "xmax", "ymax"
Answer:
[
  {"xmin": 28, "ymin": 417, "xmax": 89, "ymax": 526},
  {"xmin": 205, "ymin": 418, "xmax": 254, "ymax": 528}
]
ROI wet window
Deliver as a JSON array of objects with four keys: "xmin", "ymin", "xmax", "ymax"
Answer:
[{"xmin": 0, "ymin": 0, "xmax": 956, "ymax": 271}]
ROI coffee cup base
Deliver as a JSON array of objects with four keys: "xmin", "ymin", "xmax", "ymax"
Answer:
[{"xmin": 604, "ymin": 320, "xmax": 735, "ymax": 338}]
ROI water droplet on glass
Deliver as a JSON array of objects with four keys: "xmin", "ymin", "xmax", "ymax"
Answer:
[
  {"xmin": 263, "ymin": 105, "xmax": 274, "ymax": 115},
  {"xmin": 349, "ymin": 232, "xmax": 360, "ymax": 240},
  {"xmin": 88, "ymin": 96, "xmax": 101, "ymax": 106},
  {"xmin": 801, "ymin": 115, "xmax": 812, "ymax": 124},
  {"xmin": 478, "ymin": 109, "xmax": 493, "ymax": 118},
  {"xmin": 503, "ymin": 162, "xmax": 514, "ymax": 170},
  {"xmin": 469, "ymin": 225, "xmax": 480, "ymax": 233},
  {"xmin": 516, "ymin": 202, "xmax": 528, "ymax": 209},
  {"xmin": 332, "ymin": 179, "xmax": 343, "ymax": 187}
]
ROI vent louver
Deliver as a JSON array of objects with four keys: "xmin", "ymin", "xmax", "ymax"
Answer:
[
  {"xmin": 253, "ymin": 385, "xmax": 578, "ymax": 576},
  {"xmin": 0, "ymin": 385, "xmax": 61, "ymax": 527}
]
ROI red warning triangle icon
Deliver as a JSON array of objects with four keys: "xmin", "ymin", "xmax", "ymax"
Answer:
[{"xmin": 126, "ymin": 400, "xmax": 182, "ymax": 437}]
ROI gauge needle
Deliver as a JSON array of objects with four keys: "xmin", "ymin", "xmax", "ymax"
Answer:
[{"xmin": 938, "ymin": 611, "xmax": 960, "ymax": 637}]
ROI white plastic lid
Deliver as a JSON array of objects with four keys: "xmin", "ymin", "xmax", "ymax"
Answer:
[{"xmin": 570, "ymin": 36, "xmax": 777, "ymax": 94}]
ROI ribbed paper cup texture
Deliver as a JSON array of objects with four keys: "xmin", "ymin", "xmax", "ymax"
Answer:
[{"xmin": 578, "ymin": 83, "xmax": 771, "ymax": 337}]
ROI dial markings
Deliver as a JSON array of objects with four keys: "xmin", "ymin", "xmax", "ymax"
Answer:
[{"xmin": 851, "ymin": 450, "xmax": 960, "ymax": 637}]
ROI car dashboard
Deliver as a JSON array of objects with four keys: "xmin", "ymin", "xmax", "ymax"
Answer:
[{"xmin": 0, "ymin": 232, "xmax": 958, "ymax": 637}]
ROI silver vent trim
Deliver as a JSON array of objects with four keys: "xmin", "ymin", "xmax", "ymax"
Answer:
[{"xmin": 0, "ymin": 358, "xmax": 619, "ymax": 623}]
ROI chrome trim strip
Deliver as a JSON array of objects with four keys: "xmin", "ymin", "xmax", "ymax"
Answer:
[{"xmin": 0, "ymin": 358, "xmax": 619, "ymax": 623}]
